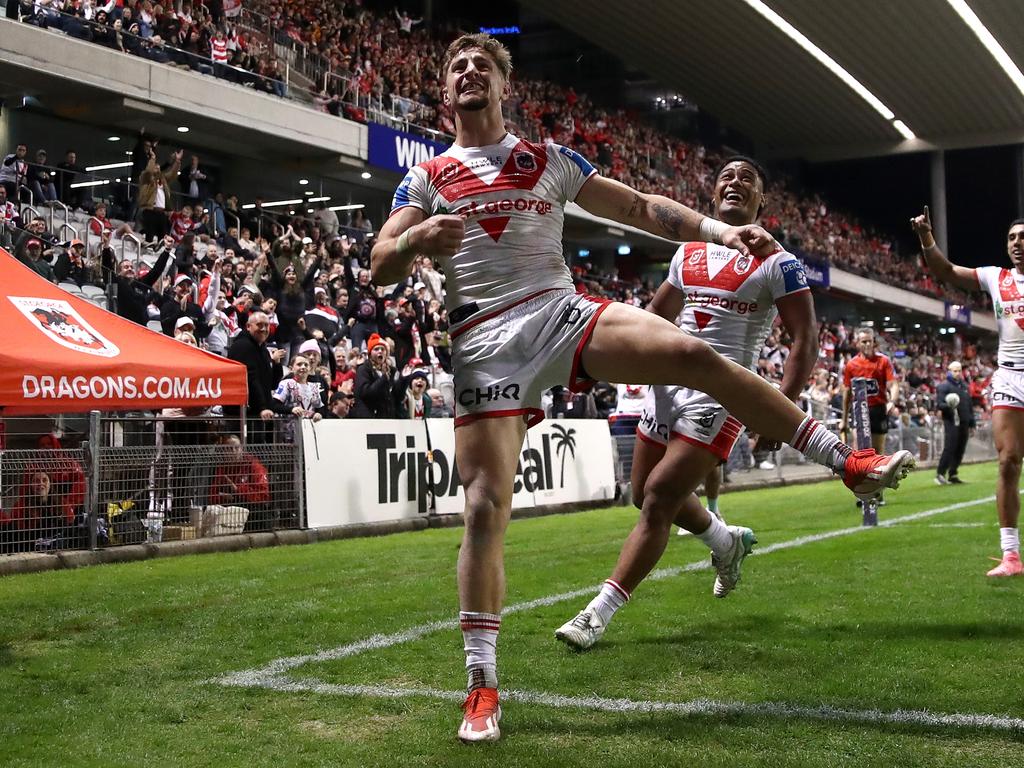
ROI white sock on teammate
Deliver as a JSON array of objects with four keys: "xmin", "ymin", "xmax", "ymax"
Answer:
[
  {"xmin": 790, "ymin": 416, "xmax": 853, "ymax": 473},
  {"xmin": 696, "ymin": 511, "xmax": 733, "ymax": 557},
  {"xmin": 1000, "ymin": 527, "xmax": 1020, "ymax": 554},
  {"xmin": 585, "ymin": 579, "xmax": 630, "ymax": 625},
  {"xmin": 460, "ymin": 611, "xmax": 500, "ymax": 691}
]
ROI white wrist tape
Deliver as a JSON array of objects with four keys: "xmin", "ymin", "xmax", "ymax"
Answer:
[{"xmin": 699, "ymin": 216, "xmax": 729, "ymax": 244}]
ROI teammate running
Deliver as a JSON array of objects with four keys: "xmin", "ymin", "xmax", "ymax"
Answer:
[
  {"xmin": 556, "ymin": 156, "xmax": 819, "ymax": 651},
  {"xmin": 911, "ymin": 207, "xmax": 1023, "ymax": 577},
  {"xmin": 372, "ymin": 34, "xmax": 915, "ymax": 743}
]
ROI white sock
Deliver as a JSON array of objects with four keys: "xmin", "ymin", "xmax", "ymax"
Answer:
[
  {"xmin": 460, "ymin": 611, "xmax": 499, "ymax": 690},
  {"xmin": 696, "ymin": 510, "xmax": 733, "ymax": 557},
  {"xmin": 707, "ymin": 497, "xmax": 719, "ymax": 515},
  {"xmin": 1000, "ymin": 527, "xmax": 1020, "ymax": 554},
  {"xmin": 586, "ymin": 579, "xmax": 629, "ymax": 625},
  {"xmin": 790, "ymin": 416, "xmax": 852, "ymax": 473}
]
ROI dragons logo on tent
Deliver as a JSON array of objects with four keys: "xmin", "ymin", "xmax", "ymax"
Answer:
[{"xmin": 9, "ymin": 297, "xmax": 120, "ymax": 357}]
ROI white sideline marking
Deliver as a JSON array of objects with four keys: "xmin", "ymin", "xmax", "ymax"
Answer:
[
  {"xmin": 220, "ymin": 676, "xmax": 1024, "ymax": 732},
  {"xmin": 214, "ymin": 493, "xmax": 1017, "ymax": 732}
]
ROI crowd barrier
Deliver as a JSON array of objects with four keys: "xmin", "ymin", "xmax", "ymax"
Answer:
[{"xmin": 0, "ymin": 412, "xmax": 998, "ymax": 557}]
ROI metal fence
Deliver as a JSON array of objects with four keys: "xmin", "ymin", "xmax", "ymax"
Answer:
[{"xmin": 0, "ymin": 412, "xmax": 303, "ymax": 554}]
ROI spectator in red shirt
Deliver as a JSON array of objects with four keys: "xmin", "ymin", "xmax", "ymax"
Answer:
[
  {"xmin": 208, "ymin": 434, "xmax": 272, "ymax": 533},
  {"xmin": 840, "ymin": 327, "xmax": 899, "ymax": 455}
]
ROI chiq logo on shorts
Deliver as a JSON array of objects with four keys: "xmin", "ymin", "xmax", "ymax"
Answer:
[{"xmin": 9, "ymin": 296, "xmax": 120, "ymax": 357}]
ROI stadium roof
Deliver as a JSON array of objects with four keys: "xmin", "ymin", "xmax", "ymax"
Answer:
[{"xmin": 519, "ymin": 0, "xmax": 1024, "ymax": 161}]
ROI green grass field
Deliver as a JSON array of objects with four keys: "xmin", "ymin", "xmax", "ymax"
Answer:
[{"xmin": 2, "ymin": 461, "xmax": 1022, "ymax": 767}]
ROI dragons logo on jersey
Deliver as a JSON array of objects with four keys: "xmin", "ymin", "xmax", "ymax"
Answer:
[
  {"xmin": 734, "ymin": 254, "xmax": 752, "ymax": 275},
  {"xmin": 513, "ymin": 151, "xmax": 537, "ymax": 172}
]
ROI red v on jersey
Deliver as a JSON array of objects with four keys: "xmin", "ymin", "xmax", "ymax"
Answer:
[
  {"xmin": 997, "ymin": 268, "xmax": 1024, "ymax": 331},
  {"xmin": 478, "ymin": 216, "xmax": 511, "ymax": 242},
  {"xmin": 426, "ymin": 141, "xmax": 548, "ymax": 203},
  {"xmin": 680, "ymin": 242, "xmax": 762, "ymax": 292},
  {"xmin": 693, "ymin": 310, "xmax": 712, "ymax": 331}
]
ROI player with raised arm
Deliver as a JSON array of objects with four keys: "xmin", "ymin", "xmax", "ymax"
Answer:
[
  {"xmin": 912, "ymin": 207, "xmax": 1024, "ymax": 577},
  {"xmin": 372, "ymin": 34, "xmax": 914, "ymax": 743},
  {"xmin": 556, "ymin": 156, "xmax": 819, "ymax": 651}
]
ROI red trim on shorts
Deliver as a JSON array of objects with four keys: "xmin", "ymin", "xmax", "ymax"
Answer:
[
  {"xmin": 450, "ymin": 288, "xmax": 561, "ymax": 340},
  {"xmin": 636, "ymin": 428, "xmax": 667, "ymax": 448},
  {"xmin": 454, "ymin": 407, "xmax": 545, "ymax": 429},
  {"xmin": 993, "ymin": 404, "xmax": 1024, "ymax": 411},
  {"xmin": 669, "ymin": 420, "xmax": 741, "ymax": 462},
  {"xmin": 568, "ymin": 296, "xmax": 613, "ymax": 392}
]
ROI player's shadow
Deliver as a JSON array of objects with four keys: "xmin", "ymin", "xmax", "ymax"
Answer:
[
  {"xmin": 631, "ymin": 612, "xmax": 788, "ymax": 647},
  {"xmin": 0, "ymin": 643, "xmax": 14, "ymax": 667},
  {"xmin": 801, "ymin": 619, "xmax": 1022, "ymax": 642}
]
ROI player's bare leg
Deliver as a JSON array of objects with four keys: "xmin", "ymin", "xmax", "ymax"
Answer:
[
  {"xmin": 557, "ymin": 439, "xmax": 754, "ymax": 650},
  {"xmin": 454, "ymin": 414, "xmax": 527, "ymax": 741},
  {"xmin": 989, "ymin": 408, "xmax": 1024, "ymax": 577},
  {"xmin": 581, "ymin": 303, "xmax": 914, "ymax": 497},
  {"xmin": 613, "ymin": 439, "xmax": 720, "ymax": 592}
]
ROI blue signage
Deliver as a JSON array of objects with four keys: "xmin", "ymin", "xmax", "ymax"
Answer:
[
  {"xmin": 367, "ymin": 123, "xmax": 449, "ymax": 175},
  {"xmin": 944, "ymin": 302, "xmax": 971, "ymax": 325},
  {"xmin": 800, "ymin": 258, "xmax": 829, "ymax": 288}
]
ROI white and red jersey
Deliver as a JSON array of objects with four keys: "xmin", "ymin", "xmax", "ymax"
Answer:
[
  {"xmin": 389, "ymin": 132, "xmax": 596, "ymax": 333},
  {"xmin": 976, "ymin": 266, "xmax": 1024, "ymax": 365},
  {"xmin": 666, "ymin": 242, "xmax": 809, "ymax": 371},
  {"xmin": 211, "ymin": 36, "xmax": 229, "ymax": 63},
  {"xmin": 613, "ymin": 383, "xmax": 648, "ymax": 416}
]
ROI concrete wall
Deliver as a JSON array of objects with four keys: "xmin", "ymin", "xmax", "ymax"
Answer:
[{"xmin": 0, "ymin": 19, "xmax": 366, "ymax": 161}]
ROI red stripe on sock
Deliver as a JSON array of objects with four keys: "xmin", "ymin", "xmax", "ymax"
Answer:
[
  {"xmin": 605, "ymin": 579, "xmax": 631, "ymax": 601},
  {"xmin": 460, "ymin": 621, "xmax": 501, "ymax": 631},
  {"xmin": 794, "ymin": 420, "xmax": 819, "ymax": 452}
]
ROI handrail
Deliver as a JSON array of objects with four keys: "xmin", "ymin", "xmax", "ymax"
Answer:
[
  {"xmin": 57, "ymin": 222, "xmax": 79, "ymax": 242},
  {"xmin": 121, "ymin": 231, "xmax": 144, "ymax": 269},
  {"xmin": 48, "ymin": 199, "xmax": 71, "ymax": 235},
  {"xmin": 19, "ymin": 203, "xmax": 41, "ymax": 226}
]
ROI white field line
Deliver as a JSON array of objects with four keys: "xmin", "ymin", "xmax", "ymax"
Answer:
[
  {"xmin": 218, "ymin": 676, "xmax": 1024, "ymax": 733},
  {"xmin": 213, "ymin": 493, "xmax": 1018, "ymax": 732},
  {"xmin": 220, "ymin": 494, "xmax": 998, "ymax": 680}
]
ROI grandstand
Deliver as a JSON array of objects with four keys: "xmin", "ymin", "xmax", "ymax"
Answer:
[{"xmin": 1, "ymin": 0, "xmax": 1023, "ymax": 763}]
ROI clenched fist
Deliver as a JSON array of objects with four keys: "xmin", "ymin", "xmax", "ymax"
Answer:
[{"xmin": 411, "ymin": 215, "xmax": 465, "ymax": 259}]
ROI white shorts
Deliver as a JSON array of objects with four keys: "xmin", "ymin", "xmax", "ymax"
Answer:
[
  {"xmin": 451, "ymin": 288, "xmax": 610, "ymax": 427},
  {"xmin": 636, "ymin": 385, "xmax": 744, "ymax": 461},
  {"xmin": 991, "ymin": 366, "xmax": 1024, "ymax": 410}
]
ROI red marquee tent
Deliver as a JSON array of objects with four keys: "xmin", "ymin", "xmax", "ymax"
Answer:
[{"xmin": 0, "ymin": 249, "xmax": 248, "ymax": 414}]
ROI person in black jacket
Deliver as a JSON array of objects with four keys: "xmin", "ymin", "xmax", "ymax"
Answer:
[
  {"xmin": 102, "ymin": 235, "xmax": 173, "ymax": 325},
  {"xmin": 263, "ymin": 231, "xmax": 322, "ymax": 356},
  {"xmin": 352, "ymin": 333, "xmax": 397, "ymax": 418},
  {"xmin": 226, "ymin": 312, "xmax": 291, "ymax": 442},
  {"xmin": 935, "ymin": 361, "xmax": 975, "ymax": 485},
  {"xmin": 159, "ymin": 273, "xmax": 210, "ymax": 338}
]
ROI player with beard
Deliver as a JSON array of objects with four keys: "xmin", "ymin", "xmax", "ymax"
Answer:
[
  {"xmin": 556, "ymin": 156, "xmax": 819, "ymax": 650},
  {"xmin": 373, "ymin": 34, "xmax": 915, "ymax": 743},
  {"xmin": 912, "ymin": 207, "xmax": 1024, "ymax": 577}
]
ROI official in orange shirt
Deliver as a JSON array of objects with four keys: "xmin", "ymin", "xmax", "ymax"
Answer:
[{"xmin": 840, "ymin": 327, "xmax": 900, "ymax": 455}]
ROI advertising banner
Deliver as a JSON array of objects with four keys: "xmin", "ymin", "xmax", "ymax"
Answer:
[
  {"xmin": 302, "ymin": 419, "xmax": 616, "ymax": 528},
  {"xmin": 367, "ymin": 123, "xmax": 449, "ymax": 175}
]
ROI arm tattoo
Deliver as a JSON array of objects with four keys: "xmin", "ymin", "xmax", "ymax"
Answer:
[
  {"xmin": 622, "ymin": 193, "xmax": 643, "ymax": 219},
  {"xmin": 651, "ymin": 201, "xmax": 687, "ymax": 239}
]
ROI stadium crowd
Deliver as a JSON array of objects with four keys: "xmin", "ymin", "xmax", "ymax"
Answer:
[{"xmin": 5, "ymin": 0, "xmax": 988, "ymax": 311}]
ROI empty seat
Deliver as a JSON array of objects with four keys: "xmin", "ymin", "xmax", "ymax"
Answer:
[
  {"xmin": 80, "ymin": 284, "xmax": 106, "ymax": 299},
  {"xmin": 147, "ymin": 321, "xmax": 163, "ymax": 333},
  {"xmin": 58, "ymin": 282, "xmax": 84, "ymax": 295}
]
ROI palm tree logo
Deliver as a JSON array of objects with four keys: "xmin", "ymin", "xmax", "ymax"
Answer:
[{"xmin": 550, "ymin": 424, "xmax": 577, "ymax": 486}]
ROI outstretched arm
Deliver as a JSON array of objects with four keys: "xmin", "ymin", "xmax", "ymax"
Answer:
[
  {"xmin": 910, "ymin": 205, "xmax": 978, "ymax": 291},
  {"xmin": 575, "ymin": 175, "xmax": 776, "ymax": 257}
]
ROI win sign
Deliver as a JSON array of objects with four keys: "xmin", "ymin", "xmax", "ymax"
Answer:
[{"xmin": 368, "ymin": 123, "xmax": 449, "ymax": 174}]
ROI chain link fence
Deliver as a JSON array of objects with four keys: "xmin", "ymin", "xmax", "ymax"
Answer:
[{"xmin": 1, "ymin": 413, "xmax": 303, "ymax": 554}]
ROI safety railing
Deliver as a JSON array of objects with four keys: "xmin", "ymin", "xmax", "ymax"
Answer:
[{"xmin": 1, "ymin": 412, "xmax": 304, "ymax": 554}]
